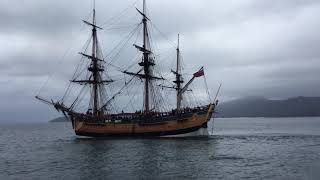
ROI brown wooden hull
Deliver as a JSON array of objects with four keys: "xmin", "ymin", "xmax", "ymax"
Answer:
[{"xmin": 73, "ymin": 105, "xmax": 214, "ymax": 137}]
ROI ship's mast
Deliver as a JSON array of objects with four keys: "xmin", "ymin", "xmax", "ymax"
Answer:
[
  {"xmin": 175, "ymin": 34, "xmax": 183, "ymax": 111},
  {"xmin": 135, "ymin": 0, "xmax": 154, "ymax": 113},
  {"xmin": 36, "ymin": 0, "xmax": 116, "ymax": 118},
  {"xmin": 123, "ymin": 0, "xmax": 165, "ymax": 113},
  {"xmin": 142, "ymin": 0, "xmax": 150, "ymax": 113},
  {"xmin": 74, "ymin": 1, "xmax": 112, "ymax": 116},
  {"xmin": 172, "ymin": 35, "xmax": 184, "ymax": 111},
  {"xmin": 92, "ymin": 5, "xmax": 99, "ymax": 115}
]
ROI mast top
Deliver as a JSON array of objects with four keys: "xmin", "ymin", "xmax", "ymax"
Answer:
[
  {"xmin": 177, "ymin": 34, "xmax": 180, "ymax": 50},
  {"xmin": 82, "ymin": 0, "xmax": 103, "ymax": 30},
  {"xmin": 93, "ymin": 0, "xmax": 96, "ymax": 25},
  {"xmin": 136, "ymin": 0, "xmax": 149, "ymax": 21},
  {"xmin": 143, "ymin": 0, "xmax": 146, "ymax": 14}
]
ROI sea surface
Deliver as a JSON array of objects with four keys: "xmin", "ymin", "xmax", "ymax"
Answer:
[{"xmin": 1, "ymin": 117, "xmax": 320, "ymax": 180}]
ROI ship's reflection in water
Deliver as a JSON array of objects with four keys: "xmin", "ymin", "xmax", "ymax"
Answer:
[
  {"xmin": 73, "ymin": 137, "xmax": 218, "ymax": 179},
  {"xmin": 2, "ymin": 117, "xmax": 320, "ymax": 179}
]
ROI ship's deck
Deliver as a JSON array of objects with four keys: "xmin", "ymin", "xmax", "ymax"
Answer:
[{"xmin": 70, "ymin": 105, "xmax": 212, "ymax": 124}]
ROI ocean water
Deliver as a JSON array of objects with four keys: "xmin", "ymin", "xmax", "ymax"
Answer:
[{"xmin": 1, "ymin": 117, "xmax": 320, "ymax": 180}]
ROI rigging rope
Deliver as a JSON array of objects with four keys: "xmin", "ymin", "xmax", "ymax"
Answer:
[
  {"xmin": 99, "ymin": 73, "xmax": 137, "ymax": 111},
  {"xmin": 101, "ymin": 0, "xmax": 139, "ymax": 27},
  {"xmin": 37, "ymin": 10, "xmax": 94, "ymax": 98},
  {"xmin": 149, "ymin": 21, "xmax": 177, "ymax": 48},
  {"xmin": 104, "ymin": 23, "xmax": 142, "ymax": 67},
  {"xmin": 62, "ymin": 34, "xmax": 92, "ymax": 102},
  {"xmin": 203, "ymin": 74, "xmax": 212, "ymax": 102}
]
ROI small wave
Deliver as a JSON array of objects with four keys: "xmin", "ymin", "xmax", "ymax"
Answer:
[
  {"xmin": 304, "ymin": 143, "xmax": 320, "ymax": 147},
  {"xmin": 209, "ymin": 155, "xmax": 243, "ymax": 160}
]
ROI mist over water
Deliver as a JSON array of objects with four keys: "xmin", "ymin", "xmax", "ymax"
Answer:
[{"xmin": 1, "ymin": 117, "xmax": 320, "ymax": 179}]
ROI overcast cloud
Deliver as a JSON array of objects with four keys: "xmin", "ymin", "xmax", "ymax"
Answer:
[{"xmin": 0, "ymin": 0, "xmax": 319, "ymax": 122}]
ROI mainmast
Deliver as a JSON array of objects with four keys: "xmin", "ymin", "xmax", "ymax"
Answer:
[
  {"xmin": 142, "ymin": 0, "xmax": 151, "ymax": 113},
  {"xmin": 123, "ymin": 0, "xmax": 165, "ymax": 113},
  {"xmin": 173, "ymin": 34, "xmax": 184, "ymax": 111},
  {"xmin": 91, "ymin": 5, "xmax": 99, "ymax": 115}
]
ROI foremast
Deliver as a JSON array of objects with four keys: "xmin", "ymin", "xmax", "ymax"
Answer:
[
  {"xmin": 35, "ymin": 2, "xmax": 113, "ymax": 124},
  {"xmin": 72, "ymin": 4, "xmax": 113, "ymax": 116}
]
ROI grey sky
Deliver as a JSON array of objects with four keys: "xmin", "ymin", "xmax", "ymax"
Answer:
[{"xmin": 0, "ymin": 0, "xmax": 319, "ymax": 122}]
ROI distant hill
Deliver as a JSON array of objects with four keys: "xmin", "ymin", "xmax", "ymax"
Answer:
[
  {"xmin": 216, "ymin": 96, "xmax": 320, "ymax": 118},
  {"xmin": 49, "ymin": 117, "xmax": 68, "ymax": 122}
]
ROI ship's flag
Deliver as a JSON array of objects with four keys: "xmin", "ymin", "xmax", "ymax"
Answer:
[{"xmin": 193, "ymin": 67, "xmax": 204, "ymax": 77}]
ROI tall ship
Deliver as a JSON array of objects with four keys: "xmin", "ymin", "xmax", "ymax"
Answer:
[{"xmin": 36, "ymin": 0, "xmax": 219, "ymax": 137}]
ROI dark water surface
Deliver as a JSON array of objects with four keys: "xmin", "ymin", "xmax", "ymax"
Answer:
[{"xmin": 1, "ymin": 117, "xmax": 320, "ymax": 179}]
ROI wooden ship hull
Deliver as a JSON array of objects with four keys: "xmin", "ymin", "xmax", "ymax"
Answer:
[{"xmin": 72, "ymin": 104, "xmax": 214, "ymax": 137}]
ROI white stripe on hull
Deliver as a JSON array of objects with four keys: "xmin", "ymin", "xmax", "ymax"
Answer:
[{"xmin": 161, "ymin": 128, "xmax": 209, "ymax": 137}]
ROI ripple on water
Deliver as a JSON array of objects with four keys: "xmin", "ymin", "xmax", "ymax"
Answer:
[
  {"xmin": 209, "ymin": 155, "xmax": 244, "ymax": 161},
  {"xmin": 1, "ymin": 118, "xmax": 320, "ymax": 179}
]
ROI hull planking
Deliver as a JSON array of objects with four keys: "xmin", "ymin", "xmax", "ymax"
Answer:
[{"xmin": 73, "ymin": 104, "xmax": 214, "ymax": 137}]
